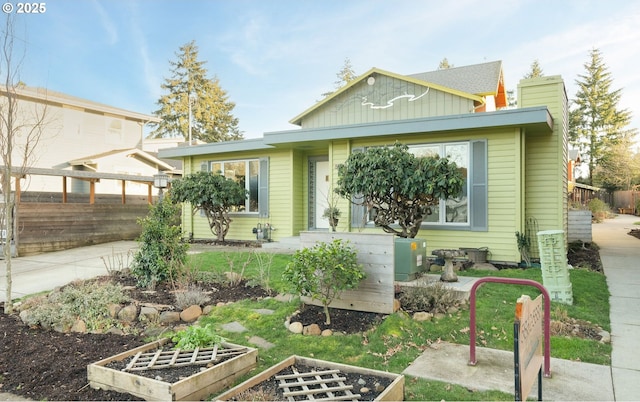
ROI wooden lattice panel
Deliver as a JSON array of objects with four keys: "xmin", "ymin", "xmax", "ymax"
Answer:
[
  {"xmin": 123, "ymin": 345, "xmax": 248, "ymax": 371},
  {"xmin": 276, "ymin": 367, "xmax": 361, "ymax": 401}
]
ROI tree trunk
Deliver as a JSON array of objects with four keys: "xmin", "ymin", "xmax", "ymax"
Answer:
[{"xmin": 323, "ymin": 304, "xmax": 331, "ymax": 325}]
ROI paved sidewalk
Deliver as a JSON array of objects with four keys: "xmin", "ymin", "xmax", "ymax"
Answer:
[
  {"xmin": 0, "ymin": 241, "xmax": 138, "ymax": 303},
  {"xmin": 593, "ymin": 214, "xmax": 640, "ymax": 401}
]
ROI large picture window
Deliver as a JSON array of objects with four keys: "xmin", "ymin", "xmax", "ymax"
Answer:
[
  {"xmin": 211, "ymin": 159, "xmax": 260, "ymax": 213},
  {"xmin": 354, "ymin": 140, "xmax": 486, "ymax": 231},
  {"xmin": 410, "ymin": 142, "xmax": 469, "ymax": 225}
]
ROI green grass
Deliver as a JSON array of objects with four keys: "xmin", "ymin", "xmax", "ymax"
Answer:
[{"xmin": 182, "ymin": 251, "xmax": 611, "ymax": 401}]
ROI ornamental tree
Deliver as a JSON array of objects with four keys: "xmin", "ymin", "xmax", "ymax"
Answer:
[
  {"xmin": 282, "ymin": 239, "xmax": 365, "ymax": 325},
  {"xmin": 336, "ymin": 142, "xmax": 464, "ymax": 238},
  {"xmin": 170, "ymin": 171, "xmax": 247, "ymax": 242}
]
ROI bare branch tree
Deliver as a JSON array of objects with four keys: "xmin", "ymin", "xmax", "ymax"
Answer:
[{"xmin": 0, "ymin": 14, "xmax": 50, "ymax": 313}]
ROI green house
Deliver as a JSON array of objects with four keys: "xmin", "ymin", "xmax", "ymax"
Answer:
[{"xmin": 158, "ymin": 61, "xmax": 568, "ymax": 264}]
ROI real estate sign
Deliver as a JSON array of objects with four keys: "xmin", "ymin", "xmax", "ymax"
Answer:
[{"xmin": 514, "ymin": 294, "xmax": 543, "ymax": 401}]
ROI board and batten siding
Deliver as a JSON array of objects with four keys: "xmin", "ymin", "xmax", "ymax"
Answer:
[
  {"xmin": 302, "ymin": 75, "xmax": 475, "ymax": 129},
  {"xmin": 519, "ymin": 76, "xmax": 568, "ymax": 237}
]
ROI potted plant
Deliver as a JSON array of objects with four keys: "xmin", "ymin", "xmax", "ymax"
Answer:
[{"xmin": 322, "ymin": 206, "xmax": 341, "ymax": 231}]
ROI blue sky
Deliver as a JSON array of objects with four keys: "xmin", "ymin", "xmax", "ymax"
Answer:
[{"xmin": 13, "ymin": 0, "xmax": 640, "ymax": 141}]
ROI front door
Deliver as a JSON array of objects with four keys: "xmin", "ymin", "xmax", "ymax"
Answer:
[{"xmin": 309, "ymin": 158, "xmax": 330, "ymax": 229}]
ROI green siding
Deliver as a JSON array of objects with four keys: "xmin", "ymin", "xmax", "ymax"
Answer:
[
  {"xmin": 348, "ymin": 129, "xmax": 521, "ymax": 261},
  {"xmin": 519, "ymin": 76, "xmax": 568, "ymax": 240},
  {"xmin": 185, "ymin": 149, "xmax": 294, "ymax": 241},
  {"xmin": 302, "ymin": 75, "xmax": 475, "ymax": 129},
  {"xmin": 173, "ymin": 76, "xmax": 566, "ymax": 265}
]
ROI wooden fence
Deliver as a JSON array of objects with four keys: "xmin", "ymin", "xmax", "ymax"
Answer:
[
  {"xmin": 299, "ymin": 231, "xmax": 396, "ymax": 314},
  {"xmin": 15, "ymin": 201, "xmax": 150, "ymax": 256}
]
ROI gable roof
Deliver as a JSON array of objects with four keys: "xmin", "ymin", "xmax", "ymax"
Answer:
[
  {"xmin": 409, "ymin": 61, "xmax": 507, "ymax": 107},
  {"xmin": 1, "ymin": 85, "xmax": 160, "ymax": 123},
  {"xmin": 66, "ymin": 148, "xmax": 177, "ymax": 173},
  {"xmin": 289, "ymin": 67, "xmax": 485, "ymax": 126}
]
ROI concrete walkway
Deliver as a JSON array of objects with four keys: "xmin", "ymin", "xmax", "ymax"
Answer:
[
  {"xmin": 1, "ymin": 216, "xmax": 639, "ymax": 400},
  {"xmin": 593, "ymin": 214, "xmax": 640, "ymax": 401},
  {"xmin": 0, "ymin": 241, "xmax": 138, "ymax": 302}
]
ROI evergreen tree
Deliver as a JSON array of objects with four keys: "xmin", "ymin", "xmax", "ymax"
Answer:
[
  {"xmin": 321, "ymin": 57, "xmax": 357, "ymax": 98},
  {"xmin": 523, "ymin": 59, "xmax": 544, "ymax": 79},
  {"xmin": 438, "ymin": 57, "xmax": 453, "ymax": 69},
  {"xmin": 150, "ymin": 40, "xmax": 242, "ymax": 142},
  {"xmin": 569, "ymin": 48, "xmax": 634, "ymax": 185}
]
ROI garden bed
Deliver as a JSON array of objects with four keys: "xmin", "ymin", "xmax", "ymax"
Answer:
[
  {"xmin": 87, "ymin": 337, "xmax": 258, "ymax": 401},
  {"xmin": 214, "ymin": 355, "xmax": 404, "ymax": 401}
]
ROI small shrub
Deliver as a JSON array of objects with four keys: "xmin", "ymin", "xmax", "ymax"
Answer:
[
  {"xmin": 131, "ymin": 195, "xmax": 189, "ymax": 289},
  {"xmin": 101, "ymin": 249, "xmax": 133, "ymax": 276},
  {"xmin": 398, "ymin": 281, "xmax": 461, "ymax": 314},
  {"xmin": 223, "ymin": 252, "xmax": 253, "ymax": 286},
  {"xmin": 249, "ymin": 251, "xmax": 274, "ymax": 292},
  {"xmin": 171, "ymin": 323, "xmax": 224, "ymax": 349},
  {"xmin": 26, "ymin": 280, "xmax": 130, "ymax": 332},
  {"xmin": 588, "ymin": 199, "xmax": 609, "ymax": 222},
  {"xmin": 282, "ymin": 239, "xmax": 366, "ymax": 325},
  {"xmin": 174, "ymin": 284, "xmax": 211, "ymax": 309}
]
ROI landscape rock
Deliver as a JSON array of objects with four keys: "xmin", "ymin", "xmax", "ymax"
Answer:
[
  {"xmin": 249, "ymin": 335, "xmax": 275, "ymax": 349},
  {"xmin": 105, "ymin": 326, "xmax": 124, "ymax": 335},
  {"xmin": 202, "ymin": 305, "xmax": 215, "ymax": 315},
  {"xmin": 179, "ymin": 305, "xmax": 202, "ymax": 322},
  {"xmin": 222, "ymin": 321, "xmax": 247, "ymax": 333},
  {"xmin": 159, "ymin": 311, "xmax": 181, "ymax": 324},
  {"xmin": 139, "ymin": 306, "xmax": 159, "ymax": 323},
  {"xmin": 288, "ymin": 321, "xmax": 303, "ymax": 334},
  {"xmin": 303, "ymin": 323, "xmax": 322, "ymax": 336},
  {"xmin": 118, "ymin": 304, "xmax": 138, "ymax": 322},
  {"xmin": 599, "ymin": 330, "xmax": 611, "ymax": 344},
  {"xmin": 413, "ymin": 312, "xmax": 433, "ymax": 322},
  {"xmin": 321, "ymin": 329, "xmax": 333, "ymax": 336},
  {"xmin": 107, "ymin": 303, "xmax": 121, "ymax": 318},
  {"xmin": 70, "ymin": 319, "xmax": 86, "ymax": 333}
]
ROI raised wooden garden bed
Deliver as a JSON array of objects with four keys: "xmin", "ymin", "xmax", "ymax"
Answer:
[
  {"xmin": 214, "ymin": 355, "xmax": 404, "ymax": 401},
  {"xmin": 87, "ymin": 337, "xmax": 258, "ymax": 401}
]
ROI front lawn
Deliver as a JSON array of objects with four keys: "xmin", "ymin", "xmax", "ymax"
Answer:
[{"xmin": 183, "ymin": 250, "xmax": 611, "ymax": 401}]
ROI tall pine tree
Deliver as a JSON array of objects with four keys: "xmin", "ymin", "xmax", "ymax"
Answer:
[
  {"xmin": 569, "ymin": 48, "xmax": 633, "ymax": 185},
  {"xmin": 150, "ymin": 41, "xmax": 242, "ymax": 142},
  {"xmin": 321, "ymin": 57, "xmax": 357, "ymax": 98},
  {"xmin": 523, "ymin": 59, "xmax": 544, "ymax": 79}
]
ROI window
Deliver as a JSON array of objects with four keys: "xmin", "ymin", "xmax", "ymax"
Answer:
[
  {"xmin": 352, "ymin": 140, "xmax": 486, "ymax": 231},
  {"xmin": 410, "ymin": 142, "xmax": 469, "ymax": 225},
  {"xmin": 205, "ymin": 158, "xmax": 269, "ymax": 217}
]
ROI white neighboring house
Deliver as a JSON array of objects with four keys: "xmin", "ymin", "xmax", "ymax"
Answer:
[{"xmin": 1, "ymin": 85, "xmax": 180, "ymax": 195}]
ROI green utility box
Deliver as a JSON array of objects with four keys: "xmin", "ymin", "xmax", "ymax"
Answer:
[{"xmin": 394, "ymin": 238, "xmax": 427, "ymax": 281}]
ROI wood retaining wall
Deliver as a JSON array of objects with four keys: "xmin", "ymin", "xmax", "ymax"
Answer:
[
  {"xmin": 567, "ymin": 210, "xmax": 592, "ymax": 243},
  {"xmin": 299, "ymin": 231, "xmax": 396, "ymax": 314}
]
